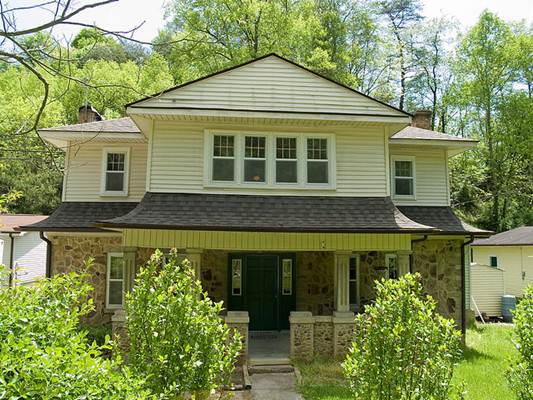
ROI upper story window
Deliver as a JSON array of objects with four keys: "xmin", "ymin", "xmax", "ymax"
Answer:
[
  {"xmin": 101, "ymin": 148, "xmax": 129, "ymax": 196},
  {"xmin": 206, "ymin": 131, "xmax": 335, "ymax": 189},
  {"xmin": 392, "ymin": 156, "xmax": 415, "ymax": 198}
]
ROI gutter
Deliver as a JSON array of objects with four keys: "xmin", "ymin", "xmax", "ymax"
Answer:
[
  {"xmin": 461, "ymin": 235, "xmax": 475, "ymax": 337},
  {"xmin": 409, "ymin": 235, "xmax": 428, "ymax": 273},
  {"xmin": 7, "ymin": 233, "xmax": 15, "ymax": 287},
  {"xmin": 39, "ymin": 231, "xmax": 52, "ymax": 278}
]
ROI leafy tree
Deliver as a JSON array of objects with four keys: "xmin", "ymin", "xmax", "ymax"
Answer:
[
  {"xmin": 507, "ymin": 285, "xmax": 533, "ymax": 400},
  {"xmin": 126, "ymin": 249, "xmax": 242, "ymax": 398},
  {"xmin": 0, "ymin": 263, "xmax": 148, "ymax": 399},
  {"xmin": 343, "ymin": 273, "xmax": 462, "ymax": 400}
]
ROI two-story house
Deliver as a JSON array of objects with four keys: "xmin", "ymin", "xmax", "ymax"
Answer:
[{"xmin": 23, "ymin": 54, "xmax": 489, "ymax": 361}]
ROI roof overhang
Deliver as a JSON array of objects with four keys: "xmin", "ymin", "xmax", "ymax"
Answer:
[
  {"xmin": 38, "ymin": 131, "xmax": 147, "ymax": 148},
  {"xmin": 389, "ymin": 138, "xmax": 477, "ymax": 156}
]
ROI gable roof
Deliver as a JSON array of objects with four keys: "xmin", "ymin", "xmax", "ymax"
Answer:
[
  {"xmin": 0, "ymin": 214, "xmax": 48, "ymax": 233},
  {"xmin": 472, "ymin": 226, "xmax": 533, "ymax": 246},
  {"xmin": 127, "ymin": 53, "xmax": 410, "ymax": 119}
]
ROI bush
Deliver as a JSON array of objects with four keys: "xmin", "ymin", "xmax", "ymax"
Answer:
[
  {"xmin": 343, "ymin": 273, "xmax": 462, "ymax": 400},
  {"xmin": 508, "ymin": 285, "xmax": 533, "ymax": 400},
  {"xmin": 126, "ymin": 249, "xmax": 242, "ymax": 398},
  {"xmin": 0, "ymin": 262, "xmax": 148, "ymax": 399}
]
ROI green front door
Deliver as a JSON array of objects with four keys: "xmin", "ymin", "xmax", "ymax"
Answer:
[{"xmin": 246, "ymin": 255, "xmax": 279, "ymax": 331}]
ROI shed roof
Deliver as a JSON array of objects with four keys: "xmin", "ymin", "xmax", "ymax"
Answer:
[
  {"xmin": 472, "ymin": 226, "xmax": 533, "ymax": 246},
  {"xmin": 391, "ymin": 126, "xmax": 476, "ymax": 142},
  {"xmin": 0, "ymin": 214, "xmax": 48, "ymax": 233}
]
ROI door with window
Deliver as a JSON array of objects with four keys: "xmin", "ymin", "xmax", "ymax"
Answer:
[{"xmin": 229, "ymin": 254, "xmax": 295, "ymax": 331}]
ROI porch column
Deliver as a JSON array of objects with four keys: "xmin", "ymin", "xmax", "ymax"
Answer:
[
  {"xmin": 334, "ymin": 251, "xmax": 351, "ymax": 314},
  {"xmin": 185, "ymin": 248, "xmax": 203, "ymax": 280},
  {"xmin": 122, "ymin": 247, "xmax": 137, "ymax": 293},
  {"xmin": 397, "ymin": 250, "xmax": 412, "ymax": 276}
]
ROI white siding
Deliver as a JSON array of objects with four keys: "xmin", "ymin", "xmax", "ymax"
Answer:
[
  {"xmin": 149, "ymin": 120, "xmax": 388, "ymax": 196},
  {"xmin": 12, "ymin": 232, "xmax": 47, "ymax": 286},
  {"xmin": 135, "ymin": 56, "xmax": 405, "ymax": 117},
  {"xmin": 389, "ymin": 146, "xmax": 448, "ymax": 206},
  {"xmin": 473, "ymin": 246, "xmax": 533, "ymax": 297},
  {"xmin": 0, "ymin": 237, "xmax": 8, "ymax": 287},
  {"xmin": 470, "ymin": 263, "xmax": 505, "ymax": 317},
  {"xmin": 64, "ymin": 142, "xmax": 147, "ymax": 201}
]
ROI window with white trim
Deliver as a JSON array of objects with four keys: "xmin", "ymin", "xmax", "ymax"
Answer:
[
  {"xmin": 349, "ymin": 255, "xmax": 360, "ymax": 305},
  {"xmin": 489, "ymin": 256, "xmax": 498, "ymax": 268},
  {"xmin": 106, "ymin": 252, "xmax": 124, "ymax": 308},
  {"xmin": 231, "ymin": 259, "xmax": 242, "ymax": 295},
  {"xmin": 386, "ymin": 254, "xmax": 398, "ymax": 279},
  {"xmin": 206, "ymin": 131, "xmax": 334, "ymax": 188},
  {"xmin": 282, "ymin": 259, "xmax": 293, "ymax": 295},
  {"xmin": 392, "ymin": 157, "xmax": 415, "ymax": 197},
  {"xmin": 101, "ymin": 148, "xmax": 129, "ymax": 196}
]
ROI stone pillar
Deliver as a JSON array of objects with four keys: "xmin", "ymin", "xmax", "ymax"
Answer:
[
  {"xmin": 333, "ymin": 312, "xmax": 356, "ymax": 358},
  {"xmin": 111, "ymin": 309, "xmax": 129, "ymax": 351},
  {"xmin": 334, "ymin": 251, "xmax": 351, "ymax": 313},
  {"xmin": 397, "ymin": 250, "xmax": 412, "ymax": 276},
  {"xmin": 225, "ymin": 311, "xmax": 249, "ymax": 365},
  {"xmin": 186, "ymin": 249, "xmax": 203, "ymax": 280},
  {"xmin": 289, "ymin": 311, "xmax": 314, "ymax": 360}
]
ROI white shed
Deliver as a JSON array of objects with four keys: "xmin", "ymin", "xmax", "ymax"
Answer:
[{"xmin": 470, "ymin": 262, "xmax": 505, "ymax": 317}]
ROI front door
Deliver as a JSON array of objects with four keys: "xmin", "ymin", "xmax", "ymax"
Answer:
[{"xmin": 246, "ymin": 255, "xmax": 279, "ymax": 330}]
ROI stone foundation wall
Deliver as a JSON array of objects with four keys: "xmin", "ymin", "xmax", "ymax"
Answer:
[
  {"xmin": 50, "ymin": 235, "xmax": 122, "ymax": 325},
  {"xmin": 412, "ymin": 239, "xmax": 463, "ymax": 325},
  {"xmin": 296, "ymin": 252, "xmax": 335, "ymax": 315},
  {"xmin": 201, "ymin": 250, "xmax": 229, "ymax": 307},
  {"xmin": 357, "ymin": 251, "xmax": 387, "ymax": 304},
  {"xmin": 224, "ymin": 311, "xmax": 249, "ymax": 365}
]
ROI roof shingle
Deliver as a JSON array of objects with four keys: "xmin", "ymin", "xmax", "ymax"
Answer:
[
  {"xmin": 398, "ymin": 206, "xmax": 490, "ymax": 234},
  {"xmin": 472, "ymin": 226, "xmax": 533, "ymax": 246},
  {"xmin": 0, "ymin": 214, "xmax": 48, "ymax": 233},
  {"xmin": 391, "ymin": 126, "xmax": 476, "ymax": 142},
  {"xmin": 40, "ymin": 117, "xmax": 140, "ymax": 133}
]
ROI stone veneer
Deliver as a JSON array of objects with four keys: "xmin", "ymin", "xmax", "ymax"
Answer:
[
  {"xmin": 296, "ymin": 252, "xmax": 335, "ymax": 315},
  {"xmin": 50, "ymin": 235, "xmax": 122, "ymax": 325},
  {"xmin": 201, "ymin": 250, "xmax": 229, "ymax": 306}
]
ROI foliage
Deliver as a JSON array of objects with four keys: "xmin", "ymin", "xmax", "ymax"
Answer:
[
  {"xmin": 508, "ymin": 285, "xmax": 533, "ymax": 400},
  {"xmin": 0, "ymin": 263, "xmax": 148, "ymax": 399},
  {"xmin": 125, "ymin": 249, "xmax": 242, "ymax": 398},
  {"xmin": 343, "ymin": 273, "xmax": 462, "ymax": 400},
  {"xmin": 81, "ymin": 323, "xmax": 113, "ymax": 347}
]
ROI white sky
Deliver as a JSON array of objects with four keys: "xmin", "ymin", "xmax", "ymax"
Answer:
[{"xmin": 11, "ymin": 0, "xmax": 533, "ymax": 43}]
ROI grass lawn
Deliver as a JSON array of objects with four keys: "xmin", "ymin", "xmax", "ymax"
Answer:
[{"xmin": 295, "ymin": 324, "xmax": 518, "ymax": 400}]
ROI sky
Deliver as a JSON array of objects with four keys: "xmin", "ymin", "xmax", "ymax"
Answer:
[{"xmin": 12, "ymin": 0, "xmax": 533, "ymax": 43}]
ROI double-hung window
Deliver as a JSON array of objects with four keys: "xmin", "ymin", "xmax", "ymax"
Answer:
[
  {"xmin": 101, "ymin": 148, "xmax": 129, "ymax": 196},
  {"xmin": 386, "ymin": 254, "xmax": 398, "ymax": 279},
  {"xmin": 106, "ymin": 252, "xmax": 124, "ymax": 308},
  {"xmin": 207, "ymin": 131, "xmax": 333, "ymax": 188},
  {"xmin": 349, "ymin": 255, "xmax": 360, "ymax": 306},
  {"xmin": 392, "ymin": 156, "xmax": 415, "ymax": 198}
]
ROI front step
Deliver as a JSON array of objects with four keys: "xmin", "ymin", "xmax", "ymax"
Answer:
[
  {"xmin": 248, "ymin": 364, "xmax": 294, "ymax": 374},
  {"xmin": 248, "ymin": 357, "xmax": 291, "ymax": 366}
]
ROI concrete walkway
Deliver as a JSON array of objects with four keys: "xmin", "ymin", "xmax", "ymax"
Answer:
[{"xmin": 232, "ymin": 370, "xmax": 302, "ymax": 400}]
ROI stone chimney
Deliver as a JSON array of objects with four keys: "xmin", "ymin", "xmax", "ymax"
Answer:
[
  {"xmin": 411, "ymin": 110, "xmax": 432, "ymax": 130},
  {"xmin": 78, "ymin": 103, "xmax": 103, "ymax": 124}
]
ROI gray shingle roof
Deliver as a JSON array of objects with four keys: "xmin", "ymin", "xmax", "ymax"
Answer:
[
  {"xmin": 99, "ymin": 193, "xmax": 433, "ymax": 233},
  {"xmin": 391, "ymin": 126, "xmax": 476, "ymax": 142},
  {"xmin": 40, "ymin": 117, "xmax": 140, "ymax": 133},
  {"xmin": 398, "ymin": 206, "xmax": 490, "ymax": 234},
  {"xmin": 20, "ymin": 202, "xmax": 138, "ymax": 232},
  {"xmin": 472, "ymin": 226, "xmax": 533, "ymax": 246}
]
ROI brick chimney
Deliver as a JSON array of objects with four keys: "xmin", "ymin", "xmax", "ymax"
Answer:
[
  {"xmin": 411, "ymin": 110, "xmax": 432, "ymax": 130},
  {"xmin": 78, "ymin": 103, "xmax": 103, "ymax": 123}
]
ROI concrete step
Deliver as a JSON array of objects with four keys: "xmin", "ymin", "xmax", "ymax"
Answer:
[
  {"xmin": 248, "ymin": 357, "xmax": 291, "ymax": 366},
  {"xmin": 248, "ymin": 364, "xmax": 294, "ymax": 374}
]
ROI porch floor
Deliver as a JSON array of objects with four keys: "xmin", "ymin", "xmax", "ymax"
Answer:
[{"xmin": 249, "ymin": 331, "xmax": 290, "ymax": 365}]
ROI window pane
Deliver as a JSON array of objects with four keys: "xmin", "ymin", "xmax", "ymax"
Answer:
[
  {"xmin": 106, "ymin": 172, "xmax": 124, "ymax": 191},
  {"xmin": 108, "ymin": 281, "xmax": 123, "ymax": 305},
  {"xmin": 349, "ymin": 257, "xmax": 357, "ymax": 281},
  {"xmin": 276, "ymin": 138, "xmax": 297, "ymax": 159},
  {"xmin": 107, "ymin": 153, "xmax": 125, "ymax": 172},
  {"xmin": 395, "ymin": 178, "xmax": 413, "ymax": 195},
  {"xmin": 387, "ymin": 256, "xmax": 398, "ymax": 279},
  {"xmin": 349, "ymin": 281, "xmax": 358, "ymax": 304},
  {"xmin": 232, "ymin": 259, "xmax": 242, "ymax": 296},
  {"xmin": 307, "ymin": 138, "xmax": 327, "ymax": 160},
  {"xmin": 395, "ymin": 160, "xmax": 412, "ymax": 177},
  {"xmin": 282, "ymin": 259, "xmax": 292, "ymax": 295},
  {"xmin": 244, "ymin": 159, "xmax": 265, "ymax": 182},
  {"xmin": 307, "ymin": 161, "xmax": 328, "ymax": 183},
  {"xmin": 276, "ymin": 160, "xmax": 297, "ymax": 183},
  {"xmin": 109, "ymin": 256, "xmax": 124, "ymax": 279},
  {"xmin": 490, "ymin": 257, "xmax": 498, "ymax": 267},
  {"xmin": 213, "ymin": 135, "xmax": 234, "ymax": 157},
  {"xmin": 245, "ymin": 136, "xmax": 265, "ymax": 158},
  {"xmin": 213, "ymin": 158, "xmax": 234, "ymax": 181}
]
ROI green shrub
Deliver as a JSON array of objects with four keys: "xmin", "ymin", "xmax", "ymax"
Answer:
[
  {"xmin": 126, "ymin": 249, "xmax": 242, "ymax": 398},
  {"xmin": 0, "ymin": 263, "xmax": 149, "ymax": 399},
  {"xmin": 508, "ymin": 285, "xmax": 533, "ymax": 400},
  {"xmin": 343, "ymin": 273, "xmax": 462, "ymax": 400},
  {"xmin": 81, "ymin": 323, "xmax": 113, "ymax": 346}
]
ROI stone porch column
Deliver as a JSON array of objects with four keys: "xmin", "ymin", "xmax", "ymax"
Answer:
[
  {"xmin": 225, "ymin": 311, "xmax": 249, "ymax": 365},
  {"xmin": 397, "ymin": 250, "xmax": 412, "ymax": 276},
  {"xmin": 185, "ymin": 248, "xmax": 203, "ymax": 280},
  {"xmin": 334, "ymin": 251, "xmax": 351, "ymax": 314}
]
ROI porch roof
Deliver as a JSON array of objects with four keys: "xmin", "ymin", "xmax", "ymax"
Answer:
[{"xmin": 98, "ymin": 192, "xmax": 433, "ymax": 233}]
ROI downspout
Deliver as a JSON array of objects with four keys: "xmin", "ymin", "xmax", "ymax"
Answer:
[
  {"xmin": 409, "ymin": 235, "xmax": 428, "ymax": 273},
  {"xmin": 8, "ymin": 233, "xmax": 15, "ymax": 287},
  {"xmin": 39, "ymin": 231, "xmax": 52, "ymax": 278},
  {"xmin": 461, "ymin": 235, "xmax": 475, "ymax": 337}
]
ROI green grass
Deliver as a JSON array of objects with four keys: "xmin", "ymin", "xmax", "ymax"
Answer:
[{"xmin": 295, "ymin": 324, "xmax": 518, "ymax": 400}]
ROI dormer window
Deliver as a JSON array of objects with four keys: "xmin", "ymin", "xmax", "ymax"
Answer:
[
  {"xmin": 101, "ymin": 148, "xmax": 129, "ymax": 196},
  {"xmin": 392, "ymin": 156, "xmax": 415, "ymax": 198},
  {"xmin": 205, "ymin": 131, "xmax": 335, "ymax": 189}
]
